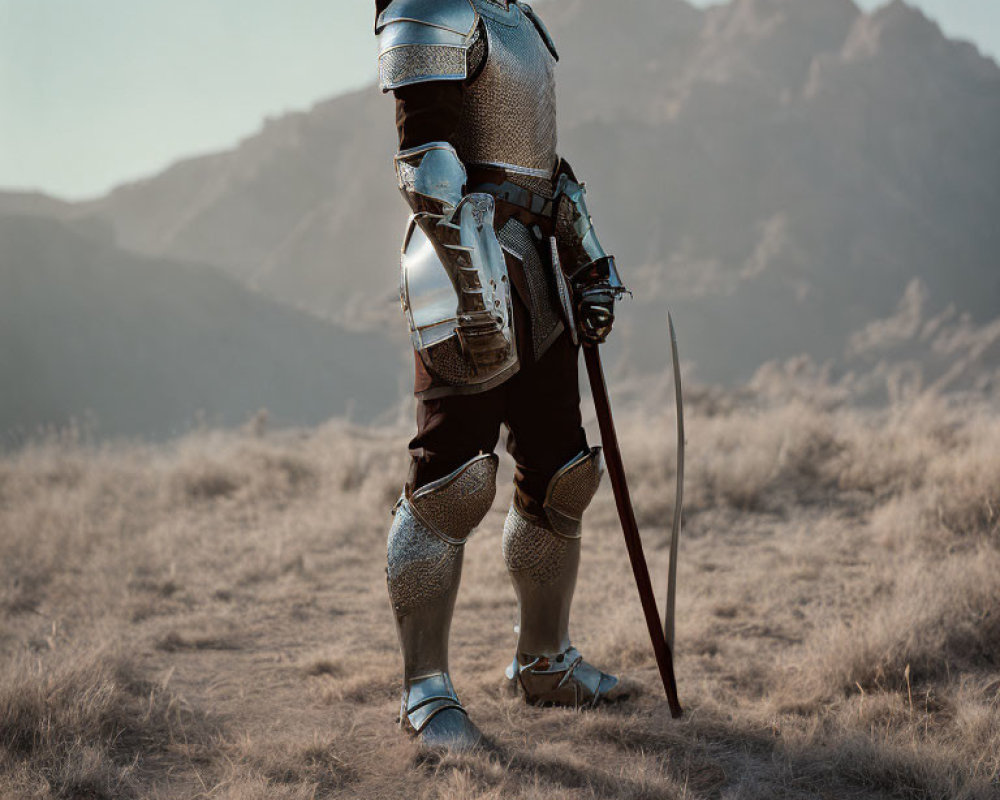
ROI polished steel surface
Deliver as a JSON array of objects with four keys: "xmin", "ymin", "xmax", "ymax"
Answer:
[
  {"xmin": 397, "ymin": 147, "xmax": 518, "ymax": 389},
  {"xmin": 554, "ymin": 175, "xmax": 613, "ymax": 273},
  {"xmin": 376, "ymin": 0, "xmax": 477, "ymax": 37},
  {"xmin": 506, "ymin": 645, "xmax": 619, "ymax": 708},
  {"xmin": 395, "ymin": 142, "xmax": 467, "ymax": 211},
  {"xmin": 375, "ymin": 0, "xmax": 479, "ymax": 91}
]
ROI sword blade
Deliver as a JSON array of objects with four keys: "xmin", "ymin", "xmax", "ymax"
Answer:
[
  {"xmin": 665, "ymin": 312, "xmax": 685, "ymax": 651},
  {"xmin": 583, "ymin": 344, "xmax": 683, "ymax": 718}
]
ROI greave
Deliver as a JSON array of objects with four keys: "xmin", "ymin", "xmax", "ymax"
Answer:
[
  {"xmin": 386, "ymin": 454, "xmax": 498, "ymax": 734},
  {"xmin": 503, "ymin": 448, "xmax": 617, "ymax": 705}
]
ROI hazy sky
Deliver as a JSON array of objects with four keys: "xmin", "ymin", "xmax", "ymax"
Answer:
[{"xmin": 1, "ymin": 0, "xmax": 997, "ymax": 200}]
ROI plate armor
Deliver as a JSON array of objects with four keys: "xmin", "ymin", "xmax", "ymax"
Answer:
[
  {"xmin": 386, "ymin": 454, "xmax": 498, "ymax": 747},
  {"xmin": 378, "ymin": 0, "xmax": 575, "ymax": 395},
  {"xmin": 377, "ymin": 1, "xmax": 627, "ymax": 748},
  {"xmin": 378, "ymin": 0, "xmax": 559, "ymax": 182}
]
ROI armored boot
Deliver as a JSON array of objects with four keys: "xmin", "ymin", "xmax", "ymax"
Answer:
[
  {"xmin": 503, "ymin": 448, "xmax": 623, "ymax": 707},
  {"xmin": 386, "ymin": 454, "xmax": 498, "ymax": 750}
]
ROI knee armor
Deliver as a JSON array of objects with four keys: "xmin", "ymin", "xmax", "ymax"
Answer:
[{"xmin": 386, "ymin": 453, "xmax": 498, "ymax": 733}]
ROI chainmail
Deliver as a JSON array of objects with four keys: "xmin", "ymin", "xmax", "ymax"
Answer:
[
  {"xmin": 467, "ymin": 23, "xmax": 487, "ymax": 79},
  {"xmin": 502, "ymin": 505, "xmax": 573, "ymax": 586},
  {"xmin": 378, "ymin": 44, "xmax": 468, "ymax": 90},
  {"xmin": 425, "ymin": 338, "xmax": 471, "ymax": 384},
  {"xmin": 453, "ymin": 2, "xmax": 558, "ymax": 177},
  {"xmin": 507, "ymin": 173, "xmax": 556, "ymax": 198},
  {"xmin": 498, "ymin": 218, "xmax": 560, "ymax": 359}
]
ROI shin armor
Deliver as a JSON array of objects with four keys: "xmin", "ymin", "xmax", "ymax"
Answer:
[
  {"xmin": 503, "ymin": 448, "xmax": 620, "ymax": 706},
  {"xmin": 387, "ymin": 453, "xmax": 498, "ymax": 736}
]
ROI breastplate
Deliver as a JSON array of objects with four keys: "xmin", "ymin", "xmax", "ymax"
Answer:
[{"xmin": 453, "ymin": 1, "xmax": 558, "ymax": 180}]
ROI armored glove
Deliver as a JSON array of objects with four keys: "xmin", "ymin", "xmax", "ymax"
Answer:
[
  {"xmin": 571, "ymin": 256, "xmax": 619, "ymax": 345},
  {"xmin": 554, "ymin": 167, "xmax": 627, "ymax": 345}
]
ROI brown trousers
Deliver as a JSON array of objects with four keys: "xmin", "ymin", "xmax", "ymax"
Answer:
[{"xmin": 408, "ymin": 332, "xmax": 589, "ymax": 517}]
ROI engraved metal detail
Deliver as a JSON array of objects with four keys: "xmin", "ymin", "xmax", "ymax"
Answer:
[
  {"xmin": 412, "ymin": 453, "xmax": 499, "ymax": 542},
  {"xmin": 453, "ymin": 1, "xmax": 558, "ymax": 178},
  {"xmin": 395, "ymin": 143, "xmax": 467, "ymax": 209},
  {"xmin": 498, "ymin": 218, "xmax": 561, "ymax": 360},
  {"xmin": 502, "ymin": 506, "xmax": 571, "ymax": 586},
  {"xmin": 544, "ymin": 447, "xmax": 604, "ymax": 538},
  {"xmin": 386, "ymin": 455, "xmax": 497, "ymax": 616},
  {"xmin": 509, "ymin": 645, "xmax": 620, "ymax": 708},
  {"xmin": 387, "ymin": 503, "xmax": 462, "ymax": 616},
  {"xmin": 379, "ymin": 44, "xmax": 469, "ymax": 91}
]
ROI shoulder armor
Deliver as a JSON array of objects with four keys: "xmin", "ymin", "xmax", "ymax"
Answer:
[
  {"xmin": 519, "ymin": 3, "xmax": 558, "ymax": 61},
  {"xmin": 376, "ymin": 0, "xmax": 480, "ymax": 92},
  {"xmin": 376, "ymin": 0, "xmax": 477, "ymax": 36}
]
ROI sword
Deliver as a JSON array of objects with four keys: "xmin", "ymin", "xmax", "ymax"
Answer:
[
  {"xmin": 583, "ymin": 343, "xmax": 683, "ymax": 718},
  {"xmin": 665, "ymin": 313, "xmax": 684, "ymax": 651}
]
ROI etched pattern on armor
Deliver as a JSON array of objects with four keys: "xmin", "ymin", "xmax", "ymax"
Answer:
[
  {"xmin": 503, "ymin": 506, "xmax": 572, "ymax": 586},
  {"xmin": 413, "ymin": 454, "xmax": 498, "ymax": 541},
  {"xmin": 498, "ymin": 218, "xmax": 560, "ymax": 359},
  {"xmin": 396, "ymin": 160, "xmax": 418, "ymax": 193},
  {"xmin": 555, "ymin": 195, "xmax": 590, "ymax": 271},
  {"xmin": 545, "ymin": 448, "xmax": 604, "ymax": 538},
  {"xmin": 387, "ymin": 506, "xmax": 462, "ymax": 616},
  {"xmin": 379, "ymin": 44, "xmax": 468, "ymax": 90},
  {"xmin": 453, "ymin": 2, "xmax": 558, "ymax": 177},
  {"xmin": 387, "ymin": 455, "xmax": 497, "ymax": 616}
]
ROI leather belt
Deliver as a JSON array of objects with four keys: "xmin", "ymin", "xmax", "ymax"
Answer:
[{"xmin": 471, "ymin": 180, "xmax": 555, "ymax": 218}]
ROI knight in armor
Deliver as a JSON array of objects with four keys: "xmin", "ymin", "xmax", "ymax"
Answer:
[{"xmin": 375, "ymin": 0, "xmax": 629, "ymax": 750}]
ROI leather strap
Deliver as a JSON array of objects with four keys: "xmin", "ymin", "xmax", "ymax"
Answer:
[{"xmin": 471, "ymin": 180, "xmax": 555, "ymax": 218}]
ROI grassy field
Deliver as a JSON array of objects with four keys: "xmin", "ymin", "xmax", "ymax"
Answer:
[{"xmin": 1, "ymin": 379, "xmax": 999, "ymax": 799}]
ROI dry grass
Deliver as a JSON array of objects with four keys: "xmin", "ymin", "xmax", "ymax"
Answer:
[{"xmin": 1, "ymin": 381, "xmax": 999, "ymax": 798}]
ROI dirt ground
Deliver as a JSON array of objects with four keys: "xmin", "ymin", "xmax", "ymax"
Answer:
[{"xmin": 2, "ymin": 380, "xmax": 999, "ymax": 799}]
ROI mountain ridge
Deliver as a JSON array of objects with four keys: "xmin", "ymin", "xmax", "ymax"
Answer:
[
  {"xmin": 2, "ymin": 0, "xmax": 998, "ymax": 431},
  {"xmin": 0, "ymin": 213, "xmax": 402, "ymax": 441}
]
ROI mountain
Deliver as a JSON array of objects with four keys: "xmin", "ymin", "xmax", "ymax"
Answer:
[
  {"xmin": 0, "ymin": 214, "xmax": 402, "ymax": 442},
  {"xmin": 81, "ymin": 90, "xmax": 403, "ymax": 333},
  {"xmin": 3, "ymin": 0, "xmax": 999, "ymax": 429}
]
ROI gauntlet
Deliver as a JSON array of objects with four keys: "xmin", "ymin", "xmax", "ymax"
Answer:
[{"xmin": 553, "ymin": 165, "xmax": 628, "ymax": 345}]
